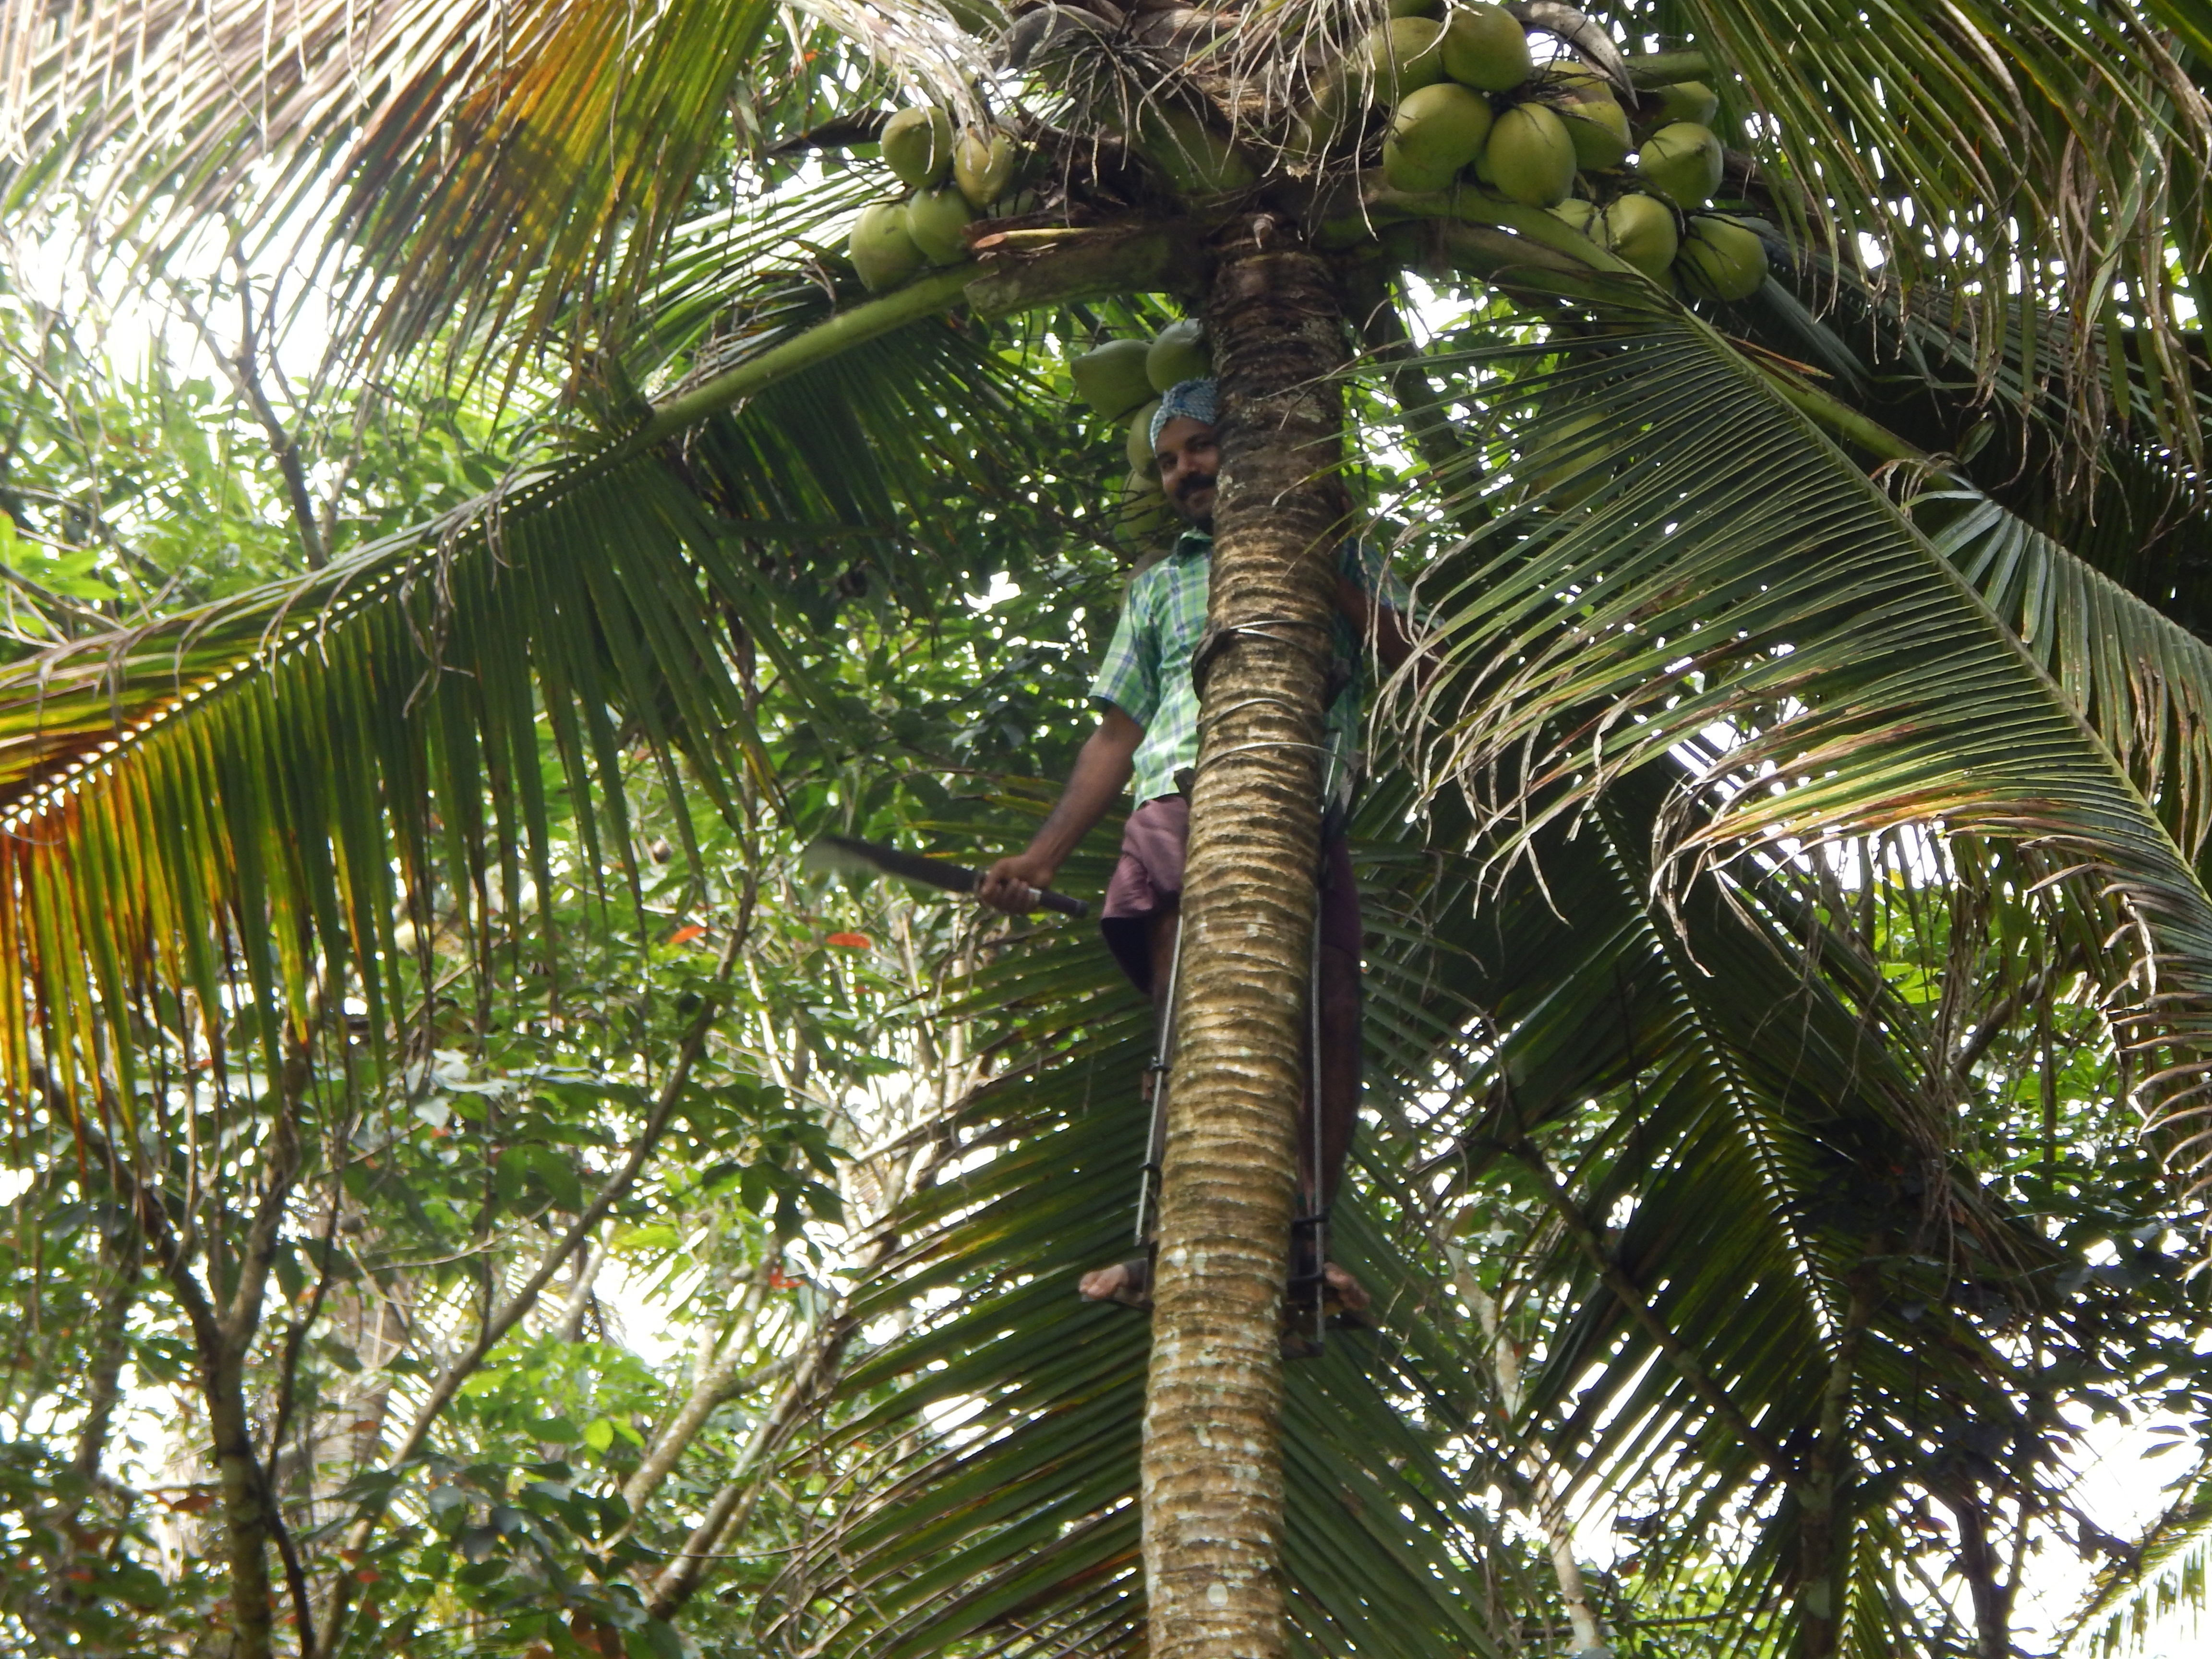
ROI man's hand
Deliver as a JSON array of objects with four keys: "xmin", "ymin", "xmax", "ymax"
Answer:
[
  {"xmin": 977, "ymin": 850, "xmax": 1059, "ymax": 914},
  {"xmin": 1337, "ymin": 574, "xmax": 1424, "ymax": 679}
]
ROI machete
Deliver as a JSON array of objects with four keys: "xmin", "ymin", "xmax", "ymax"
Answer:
[{"xmin": 802, "ymin": 834, "xmax": 1090, "ymax": 918}]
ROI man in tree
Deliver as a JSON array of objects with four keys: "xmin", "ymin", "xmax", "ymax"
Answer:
[{"xmin": 977, "ymin": 378, "xmax": 1416, "ymax": 1319}]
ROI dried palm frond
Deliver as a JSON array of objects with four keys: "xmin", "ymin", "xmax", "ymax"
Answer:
[{"xmin": 786, "ymin": 0, "xmax": 996, "ymax": 121}]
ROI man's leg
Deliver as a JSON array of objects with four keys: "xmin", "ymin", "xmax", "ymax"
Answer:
[
  {"xmin": 1147, "ymin": 901, "xmax": 1179, "ymax": 1029},
  {"xmin": 1080, "ymin": 801, "xmax": 1187, "ymax": 1308},
  {"xmin": 1311, "ymin": 940, "xmax": 1360, "ymax": 1209},
  {"xmin": 1295, "ymin": 837, "xmax": 1369, "ymax": 1322}
]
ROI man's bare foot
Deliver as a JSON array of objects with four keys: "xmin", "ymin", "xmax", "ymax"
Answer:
[
  {"xmin": 1079, "ymin": 1258, "xmax": 1152, "ymax": 1309},
  {"xmin": 1080, "ymin": 1259, "xmax": 1366, "ymax": 1324},
  {"xmin": 1321, "ymin": 1262, "xmax": 1370, "ymax": 1315}
]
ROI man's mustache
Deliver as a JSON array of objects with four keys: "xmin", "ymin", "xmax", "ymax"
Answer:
[{"xmin": 1174, "ymin": 471, "xmax": 1216, "ymax": 501}]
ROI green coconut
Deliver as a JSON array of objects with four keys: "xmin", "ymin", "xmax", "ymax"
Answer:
[
  {"xmin": 850, "ymin": 202, "xmax": 925, "ymax": 292},
  {"xmin": 1599, "ymin": 192, "xmax": 1679, "ymax": 278},
  {"xmin": 1128, "ymin": 400, "xmax": 1162, "ymax": 474},
  {"xmin": 1647, "ymin": 81, "xmax": 1719, "ymax": 127},
  {"xmin": 1360, "ymin": 17, "xmax": 1446, "ymax": 104},
  {"xmin": 1118, "ymin": 471, "xmax": 1177, "ymax": 544},
  {"xmin": 1557, "ymin": 94, "xmax": 1631, "ymax": 170},
  {"xmin": 1072, "ymin": 338, "xmax": 1156, "ymax": 420},
  {"xmin": 1550, "ymin": 197, "xmax": 1599, "ymax": 236},
  {"xmin": 882, "ymin": 106, "xmax": 954, "ymax": 189},
  {"xmin": 952, "ymin": 129, "xmax": 1019, "ymax": 208},
  {"xmin": 1677, "ymin": 213, "xmax": 1769, "ymax": 300},
  {"xmin": 938, "ymin": 0, "xmax": 1004, "ymax": 34},
  {"xmin": 1637, "ymin": 120, "xmax": 1723, "ymax": 205},
  {"xmin": 1287, "ymin": 64, "xmax": 1356, "ymax": 154},
  {"xmin": 1146, "ymin": 320, "xmax": 1211, "ymax": 393},
  {"xmin": 1383, "ymin": 80, "xmax": 1494, "ymax": 192},
  {"xmin": 1390, "ymin": 0, "xmax": 1443, "ymax": 14},
  {"xmin": 905, "ymin": 185, "xmax": 975, "ymax": 265},
  {"xmin": 1135, "ymin": 107, "xmax": 1258, "ymax": 194},
  {"xmin": 1477, "ymin": 102, "xmax": 1576, "ymax": 207},
  {"xmin": 1440, "ymin": 2, "xmax": 1532, "ymax": 93}
]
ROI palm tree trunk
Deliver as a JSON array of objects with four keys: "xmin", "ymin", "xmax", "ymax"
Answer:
[{"xmin": 1141, "ymin": 220, "xmax": 1346, "ymax": 1659}]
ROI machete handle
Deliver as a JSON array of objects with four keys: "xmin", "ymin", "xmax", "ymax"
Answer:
[{"xmin": 1033, "ymin": 886, "xmax": 1089, "ymax": 919}]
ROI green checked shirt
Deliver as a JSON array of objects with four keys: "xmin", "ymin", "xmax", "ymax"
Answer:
[{"xmin": 1089, "ymin": 529, "xmax": 1410, "ymax": 807}]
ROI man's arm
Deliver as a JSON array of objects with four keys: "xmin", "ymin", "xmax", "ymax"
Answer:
[
  {"xmin": 1335, "ymin": 575, "xmax": 1421, "ymax": 675},
  {"xmin": 976, "ymin": 706, "xmax": 1143, "ymax": 912}
]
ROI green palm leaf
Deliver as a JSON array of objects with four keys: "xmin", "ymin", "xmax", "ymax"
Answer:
[
  {"xmin": 3, "ymin": 0, "xmax": 991, "ymax": 381},
  {"xmin": 0, "ymin": 267, "xmax": 1048, "ymax": 1106},
  {"xmin": 1407, "ymin": 293, "xmax": 2212, "ymax": 1186},
  {"xmin": 1661, "ymin": 0, "xmax": 2210, "ymax": 465},
  {"xmin": 1370, "ymin": 766, "xmax": 2072, "ymax": 1653},
  {"xmin": 1916, "ymin": 484, "xmax": 2212, "ymax": 866}
]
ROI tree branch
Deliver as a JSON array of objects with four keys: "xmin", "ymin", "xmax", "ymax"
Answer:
[
  {"xmin": 1445, "ymin": 1247, "xmax": 1606, "ymax": 1653},
  {"xmin": 617, "ymin": 1263, "xmax": 781, "ymax": 1522},
  {"xmin": 142, "ymin": 239, "xmax": 327, "ymax": 570},
  {"xmin": 648, "ymin": 1125, "xmax": 953, "ymax": 1619},
  {"xmin": 225, "ymin": 245, "xmax": 327, "ymax": 569}
]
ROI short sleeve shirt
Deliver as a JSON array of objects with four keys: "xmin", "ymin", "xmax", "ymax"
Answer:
[{"xmin": 1087, "ymin": 529, "xmax": 1409, "ymax": 806}]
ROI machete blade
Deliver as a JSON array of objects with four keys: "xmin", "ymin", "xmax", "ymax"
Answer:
[
  {"xmin": 803, "ymin": 834, "xmax": 977, "ymax": 895},
  {"xmin": 800, "ymin": 834, "xmax": 1088, "ymax": 918}
]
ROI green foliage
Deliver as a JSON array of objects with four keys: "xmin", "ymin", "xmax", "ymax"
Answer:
[{"xmin": 6, "ymin": 4, "xmax": 2212, "ymax": 1659}]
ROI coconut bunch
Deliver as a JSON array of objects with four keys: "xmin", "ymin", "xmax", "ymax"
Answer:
[
  {"xmin": 1358, "ymin": 2, "xmax": 1766, "ymax": 299},
  {"xmin": 846, "ymin": 3, "xmax": 1772, "ymax": 303},
  {"xmin": 1060, "ymin": 320, "xmax": 1216, "ymax": 547},
  {"xmin": 849, "ymin": 108, "xmax": 1034, "ymax": 291}
]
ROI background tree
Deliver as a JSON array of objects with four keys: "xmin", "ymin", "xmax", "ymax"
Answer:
[{"xmin": 6, "ymin": 2, "xmax": 2212, "ymax": 1657}]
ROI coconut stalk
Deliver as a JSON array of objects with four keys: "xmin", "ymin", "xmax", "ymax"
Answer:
[{"xmin": 1141, "ymin": 218, "xmax": 1346, "ymax": 1659}]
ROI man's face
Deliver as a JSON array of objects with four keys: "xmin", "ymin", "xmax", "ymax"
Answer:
[{"xmin": 1154, "ymin": 416, "xmax": 1219, "ymax": 529}]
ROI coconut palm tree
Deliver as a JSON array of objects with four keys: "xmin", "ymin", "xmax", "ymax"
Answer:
[{"xmin": 6, "ymin": 2, "xmax": 2212, "ymax": 1657}]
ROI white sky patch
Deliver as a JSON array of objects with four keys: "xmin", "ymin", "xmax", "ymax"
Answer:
[{"xmin": 967, "ymin": 569, "xmax": 1022, "ymax": 611}]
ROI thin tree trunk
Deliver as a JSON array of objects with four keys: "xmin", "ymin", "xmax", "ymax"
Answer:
[
  {"xmin": 1940, "ymin": 1486, "xmax": 2011, "ymax": 1659},
  {"xmin": 620, "ymin": 1268, "xmax": 778, "ymax": 1520},
  {"xmin": 1795, "ymin": 1261, "xmax": 1875, "ymax": 1659},
  {"xmin": 645, "ymin": 1347, "xmax": 822, "ymax": 1618},
  {"xmin": 1142, "ymin": 219, "xmax": 1346, "ymax": 1659},
  {"xmin": 1454, "ymin": 1264, "xmax": 1606, "ymax": 1654},
  {"xmin": 204, "ymin": 1344, "xmax": 283, "ymax": 1659},
  {"xmin": 312, "ymin": 913, "xmax": 754, "ymax": 1658}
]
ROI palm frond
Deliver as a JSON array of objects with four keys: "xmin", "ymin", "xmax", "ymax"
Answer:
[
  {"xmin": 1401, "ymin": 292, "xmax": 2212, "ymax": 1191},
  {"xmin": 1362, "ymin": 766, "xmax": 2085, "ymax": 1653},
  {"xmin": 0, "ymin": 267, "xmax": 1042, "ymax": 1114},
  {"xmin": 789, "ymin": 0, "xmax": 995, "ymax": 115},
  {"xmin": 1738, "ymin": 249, "xmax": 2212, "ymax": 568},
  {"xmin": 2, "ymin": 0, "xmax": 991, "ymax": 381},
  {"xmin": 1915, "ymin": 484, "xmax": 2212, "ymax": 867},
  {"xmin": 1648, "ymin": 0, "xmax": 2212, "ymax": 468}
]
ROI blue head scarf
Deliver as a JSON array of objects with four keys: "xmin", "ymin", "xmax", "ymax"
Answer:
[{"xmin": 1149, "ymin": 377, "xmax": 1219, "ymax": 449}]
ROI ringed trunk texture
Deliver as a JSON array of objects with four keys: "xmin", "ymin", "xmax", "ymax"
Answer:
[{"xmin": 1141, "ymin": 221, "xmax": 1347, "ymax": 1659}]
